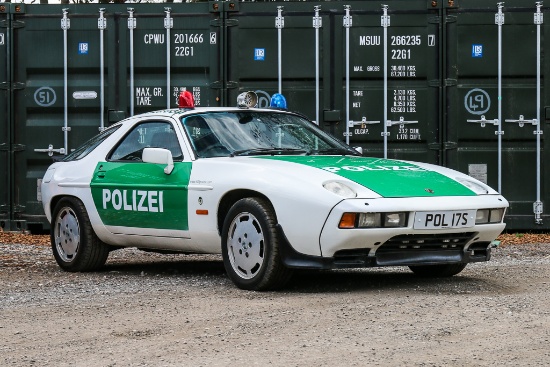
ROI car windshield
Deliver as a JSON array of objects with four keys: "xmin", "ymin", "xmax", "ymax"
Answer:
[
  {"xmin": 63, "ymin": 125, "xmax": 121, "ymax": 161},
  {"xmin": 181, "ymin": 111, "xmax": 359, "ymax": 158}
]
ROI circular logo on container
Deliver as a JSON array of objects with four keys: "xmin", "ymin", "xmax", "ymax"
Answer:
[
  {"xmin": 34, "ymin": 87, "xmax": 57, "ymax": 107},
  {"xmin": 464, "ymin": 88, "xmax": 490, "ymax": 115}
]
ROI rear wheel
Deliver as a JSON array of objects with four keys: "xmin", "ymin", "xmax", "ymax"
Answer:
[
  {"xmin": 221, "ymin": 197, "xmax": 293, "ymax": 291},
  {"xmin": 409, "ymin": 263, "xmax": 467, "ymax": 277},
  {"xmin": 51, "ymin": 197, "xmax": 109, "ymax": 272}
]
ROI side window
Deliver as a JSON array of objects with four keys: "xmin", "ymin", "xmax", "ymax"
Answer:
[{"xmin": 109, "ymin": 121, "xmax": 183, "ymax": 162}]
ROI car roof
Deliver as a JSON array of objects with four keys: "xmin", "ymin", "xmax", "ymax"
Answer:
[{"xmin": 133, "ymin": 107, "xmax": 293, "ymax": 120}]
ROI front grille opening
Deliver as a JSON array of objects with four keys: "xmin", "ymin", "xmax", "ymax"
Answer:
[
  {"xmin": 468, "ymin": 241, "xmax": 491, "ymax": 256},
  {"xmin": 333, "ymin": 248, "xmax": 372, "ymax": 266},
  {"xmin": 378, "ymin": 232, "xmax": 477, "ymax": 252}
]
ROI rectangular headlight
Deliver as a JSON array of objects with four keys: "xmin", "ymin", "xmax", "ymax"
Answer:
[
  {"xmin": 489, "ymin": 208, "xmax": 505, "ymax": 223},
  {"xmin": 358, "ymin": 213, "xmax": 381, "ymax": 228},
  {"xmin": 476, "ymin": 209, "xmax": 490, "ymax": 224},
  {"xmin": 384, "ymin": 212, "xmax": 407, "ymax": 227}
]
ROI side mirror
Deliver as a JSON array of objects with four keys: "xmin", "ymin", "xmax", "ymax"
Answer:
[
  {"xmin": 142, "ymin": 147, "xmax": 174, "ymax": 175},
  {"xmin": 353, "ymin": 146, "xmax": 363, "ymax": 155}
]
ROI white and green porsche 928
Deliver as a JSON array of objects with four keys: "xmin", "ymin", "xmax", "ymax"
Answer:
[{"xmin": 41, "ymin": 92, "xmax": 508, "ymax": 290}]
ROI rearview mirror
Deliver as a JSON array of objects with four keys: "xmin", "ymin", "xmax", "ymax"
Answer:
[{"xmin": 142, "ymin": 147, "xmax": 174, "ymax": 175}]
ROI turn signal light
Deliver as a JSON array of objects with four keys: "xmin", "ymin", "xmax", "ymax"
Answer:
[{"xmin": 339, "ymin": 212, "xmax": 407, "ymax": 229}]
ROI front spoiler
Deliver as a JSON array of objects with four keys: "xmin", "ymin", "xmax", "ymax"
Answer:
[{"xmin": 276, "ymin": 224, "xmax": 491, "ymax": 270}]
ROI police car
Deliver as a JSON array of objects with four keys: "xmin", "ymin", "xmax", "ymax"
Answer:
[{"xmin": 41, "ymin": 91, "xmax": 508, "ymax": 291}]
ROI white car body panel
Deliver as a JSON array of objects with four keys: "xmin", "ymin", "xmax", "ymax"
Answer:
[{"xmin": 41, "ymin": 106, "xmax": 509, "ymax": 270}]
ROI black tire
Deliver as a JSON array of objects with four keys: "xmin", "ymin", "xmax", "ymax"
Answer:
[
  {"xmin": 221, "ymin": 197, "xmax": 293, "ymax": 291},
  {"xmin": 409, "ymin": 263, "xmax": 467, "ymax": 277},
  {"xmin": 51, "ymin": 197, "xmax": 109, "ymax": 272}
]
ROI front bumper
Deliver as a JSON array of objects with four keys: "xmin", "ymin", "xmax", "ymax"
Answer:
[
  {"xmin": 278, "ymin": 225, "xmax": 494, "ymax": 270},
  {"xmin": 279, "ymin": 195, "xmax": 507, "ymax": 270}
]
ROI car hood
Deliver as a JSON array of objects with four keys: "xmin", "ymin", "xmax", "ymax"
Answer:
[{"xmin": 255, "ymin": 156, "xmax": 480, "ymax": 198}]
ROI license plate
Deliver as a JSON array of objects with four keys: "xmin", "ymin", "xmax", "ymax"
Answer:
[{"xmin": 413, "ymin": 210, "xmax": 476, "ymax": 229}]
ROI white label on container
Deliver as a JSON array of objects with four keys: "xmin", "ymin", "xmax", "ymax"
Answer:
[
  {"xmin": 468, "ymin": 164, "xmax": 488, "ymax": 184},
  {"xmin": 73, "ymin": 91, "xmax": 97, "ymax": 100}
]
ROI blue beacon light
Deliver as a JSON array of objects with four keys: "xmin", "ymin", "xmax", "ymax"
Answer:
[{"xmin": 270, "ymin": 93, "xmax": 287, "ymax": 109}]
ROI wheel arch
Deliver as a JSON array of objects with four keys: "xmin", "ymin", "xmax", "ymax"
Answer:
[{"xmin": 217, "ymin": 189, "xmax": 276, "ymax": 235}]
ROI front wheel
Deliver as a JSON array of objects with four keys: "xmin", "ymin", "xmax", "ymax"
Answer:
[
  {"xmin": 409, "ymin": 263, "xmax": 467, "ymax": 277},
  {"xmin": 51, "ymin": 197, "xmax": 109, "ymax": 272},
  {"xmin": 221, "ymin": 197, "xmax": 293, "ymax": 291}
]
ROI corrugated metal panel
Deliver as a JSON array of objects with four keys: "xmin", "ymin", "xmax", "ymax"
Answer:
[
  {"xmin": 2, "ymin": 0, "xmax": 549, "ymax": 231},
  {"xmin": 11, "ymin": 3, "xmax": 222, "ymax": 230},
  {"xmin": 336, "ymin": 1, "xmax": 441, "ymax": 164},
  {"xmin": 0, "ymin": 3, "xmax": 10, "ymax": 229},
  {"xmin": 445, "ymin": 1, "xmax": 545, "ymax": 229}
]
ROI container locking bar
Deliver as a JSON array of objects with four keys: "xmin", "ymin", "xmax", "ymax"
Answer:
[
  {"xmin": 34, "ymin": 145, "xmax": 66, "ymax": 157},
  {"xmin": 164, "ymin": 8, "xmax": 173, "ymax": 109},
  {"xmin": 98, "ymin": 8, "xmax": 106, "ymax": 131},
  {"xmin": 344, "ymin": 5, "xmax": 352, "ymax": 144},
  {"xmin": 348, "ymin": 117, "xmax": 380, "ymax": 127},
  {"xmin": 276, "ymin": 6, "xmax": 284, "ymax": 95},
  {"xmin": 313, "ymin": 5, "xmax": 321, "ymax": 125},
  {"xmin": 386, "ymin": 116, "xmax": 418, "ymax": 127},
  {"xmin": 505, "ymin": 115, "xmax": 537, "ymax": 128},
  {"xmin": 381, "ymin": 5, "xmax": 390, "ymax": 157},
  {"xmin": 61, "ymin": 8, "xmax": 70, "ymax": 155},
  {"xmin": 467, "ymin": 115, "xmax": 499, "ymax": 128},
  {"xmin": 534, "ymin": 1, "xmax": 543, "ymax": 224},
  {"xmin": 128, "ymin": 8, "xmax": 136, "ymax": 117},
  {"xmin": 495, "ymin": 2, "xmax": 504, "ymax": 193}
]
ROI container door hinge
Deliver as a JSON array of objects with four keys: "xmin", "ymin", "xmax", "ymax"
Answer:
[
  {"xmin": 445, "ymin": 15, "xmax": 457, "ymax": 23},
  {"xmin": 428, "ymin": 80, "xmax": 440, "ymax": 87},
  {"xmin": 0, "ymin": 143, "xmax": 7, "ymax": 151},
  {"xmin": 226, "ymin": 19, "xmax": 238, "ymax": 27},
  {"xmin": 12, "ymin": 82, "xmax": 25, "ymax": 90},
  {"xmin": 13, "ymin": 205, "xmax": 25, "ymax": 214},
  {"xmin": 444, "ymin": 79, "xmax": 457, "ymax": 86},
  {"xmin": 0, "ymin": 20, "xmax": 7, "ymax": 28},
  {"xmin": 428, "ymin": 16, "xmax": 441, "ymax": 24},
  {"xmin": 226, "ymin": 81, "xmax": 239, "ymax": 89},
  {"xmin": 210, "ymin": 19, "xmax": 222, "ymax": 27},
  {"xmin": 443, "ymin": 142, "xmax": 458, "ymax": 150},
  {"xmin": 0, "ymin": 82, "xmax": 8, "ymax": 90},
  {"xmin": 428, "ymin": 142, "xmax": 441, "ymax": 150},
  {"xmin": 12, "ymin": 144, "xmax": 25, "ymax": 152},
  {"xmin": 12, "ymin": 20, "xmax": 25, "ymax": 29},
  {"xmin": 210, "ymin": 81, "xmax": 223, "ymax": 89}
]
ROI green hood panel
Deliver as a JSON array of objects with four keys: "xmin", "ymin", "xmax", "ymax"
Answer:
[{"xmin": 258, "ymin": 156, "xmax": 476, "ymax": 198}]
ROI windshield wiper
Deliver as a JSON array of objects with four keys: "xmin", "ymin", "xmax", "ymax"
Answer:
[
  {"xmin": 306, "ymin": 148, "xmax": 359, "ymax": 156},
  {"xmin": 231, "ymin": 148, "xmax": 307, "ymax": 157}
]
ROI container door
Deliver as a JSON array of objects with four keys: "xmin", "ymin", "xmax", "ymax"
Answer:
[
  {"xmin": 226, "ymin": 2, "xmax": 327, "ymax": 122},
  {"xmin": 12, "ymin": 5, "xmax": 109, "ymax": 231},
  {"xmin": 11, "ymin": 3, "xmax": 222, "ymax": 231},
  {"xmin": 334, "ymin": 1, "xmax": 442, "ymax": 164},
  {"xmin": 123, "ymin": 3, "xmax": 222, "ymax": 115},
  {"xmin": 445, "ymin": 1, "xmax": 546, "ymax": 229},
  {"xmin": 0, "ymin": 4, "xmax": 9, "ymax": 229}
]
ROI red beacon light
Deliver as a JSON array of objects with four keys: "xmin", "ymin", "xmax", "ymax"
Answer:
[{"xmin": 178, "ymin": 90, "xmax": 195, "ymax": 109}]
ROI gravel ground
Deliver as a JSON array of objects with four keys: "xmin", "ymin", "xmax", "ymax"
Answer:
[{"xmin": 1, "ymin": 232, "xmax": 550, "ymax": 366}]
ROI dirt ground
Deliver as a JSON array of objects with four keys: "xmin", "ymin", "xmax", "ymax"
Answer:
[{"xmin": 1, "ymin": 234, "xmax": 550, "ymax": 366}]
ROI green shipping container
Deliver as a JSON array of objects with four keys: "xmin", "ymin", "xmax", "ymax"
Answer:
[{"xmin": 0, "ymin": 0, "xmax": 549, "ymax": 231}]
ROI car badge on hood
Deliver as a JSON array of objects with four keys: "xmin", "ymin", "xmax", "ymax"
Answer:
[{"xmin": 425, "ymin": 188, "xmax": 435, "ymax": 194}]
